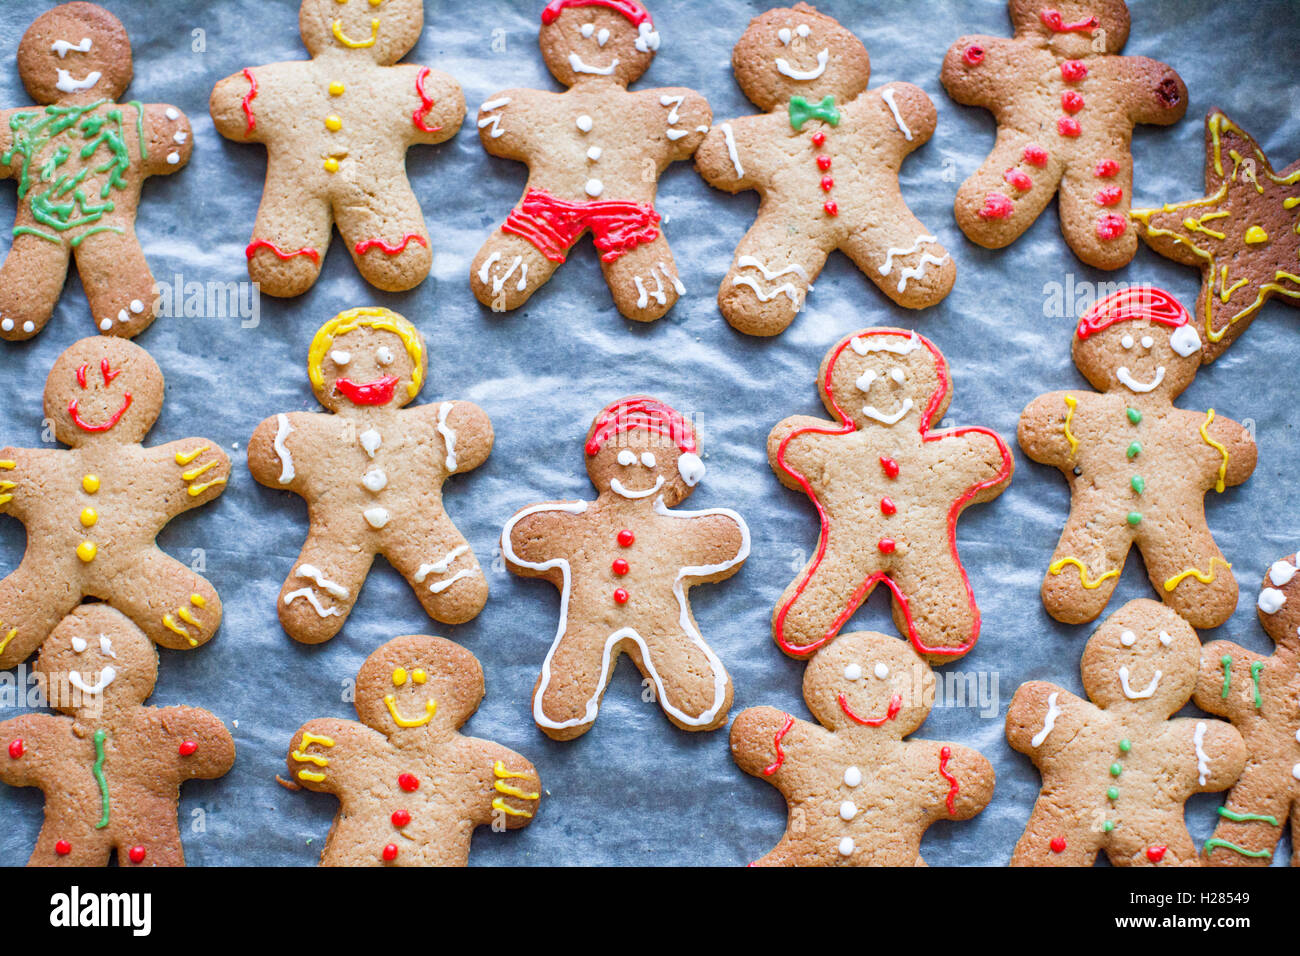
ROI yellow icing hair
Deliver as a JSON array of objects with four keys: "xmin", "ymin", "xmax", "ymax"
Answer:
[{"xmin": 308, "ymin": 307, "xmax": 424, "ymax": 399}]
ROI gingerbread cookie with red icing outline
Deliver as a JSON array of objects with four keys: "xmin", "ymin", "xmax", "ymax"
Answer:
[
  {"xmin": 941, "ymin": 0, "xmax": 1186, "ymax": 269},
  {"xmin": 0, "ymin": 603, "xmax": 235, "ymax": 867},
  {"xmin": 0, "ymin": 2, "xmax": 193, "ymax": 341},
  {"xmin": 286, "ymin": 634, "xmax": 539, "ymax": 867},
  {"xmin": 732, "ymin": 630, "xmax": 994, "ymax": 865},
  {"xmin": 210, "ymin": 0, "xmax": 464, "ymax": 296},
  {"xmin": 696, "ymin": 3, "xmax": 954, "ymax": 336},
  {"xmin": 0, "ymin": 336, "xmax": 230, "ymax": 670},
  {"xmin": 1007, "ymin": 599, "xmax": 1245, "ymax": 866},
  {"xmin": 768, "ymin": 328, "xmax": 1012, "ymax": 663},
  {"xmin": 471, "ymin": 0, "xmax": 708, "ymax": 322},
  {"xmin": 1018, "ymin": 287, "xmax": 1256, "ymax": 629}
]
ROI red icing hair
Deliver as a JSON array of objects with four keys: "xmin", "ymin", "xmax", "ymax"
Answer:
[
  {"xmin": 541, "ymin": 0, "xmax": 652, "ymax": 27},
  {"xmin": 1075, "ymin": 287, "xmax": 1190, "ymax": 340},
  {"xmin": 585, "ymin": 396, "xmax": 696, "ymax": 455}
]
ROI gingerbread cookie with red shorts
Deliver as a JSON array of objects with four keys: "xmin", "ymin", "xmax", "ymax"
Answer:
[
  {"xmin": 0, "ymin": 603, "xmax": 235, "ymax": 867},
  {"xmin": 768, "ymin": 328, "xmax": 1013, "ymax": 662},
  {"xmin": 941, "ymin": 0, "xmax": 1186, "ymax": 269},
  {"xmin": 501, "ymin": 396, "xmax": 749, "ymax": 740},
  {"xmin": 471, "ymin": 0, "xmax": 709, "ymax": 321}
]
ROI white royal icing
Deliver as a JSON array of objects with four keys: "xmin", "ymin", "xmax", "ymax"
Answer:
[
  {"xmin": 274, "ymin": 413, "xmax": 295, "ymax": 483},
  {"xmin": 296, "ymin": 564, "xmax": 349, "ymax": 599},
  {"xmin": 677, "ymin": 452, "xmax": 705, "ymax": 487},
  {"xmin": 1031, "ymin": 691, "xmax": 1060, "ymax": 747},
  {"xmin": 364, "ymin": 507, "xmax": 390, "ymax": 529},
  {"xmin": 1169, "ymin": 324, "xmax": 1202, "ymax": 358},
  {"xmin": 52, "ymin": 38, "xmax": 92, "ymax": 57},
  {"xmin": 1193, "ymin": 721, "xmax": 1210, "ymax": 785},
  {"xmin": 1259, "ymin": 587, "xmax": 1287, "ymax": 614},
  {"xmin": 414, "ymin": 544, "xmax": 469, "ymax": 583},
  {"xmin": 719, "ymin": 122, "xmax": 744, "ymax": 178},
  {"xmin": 56, "ymin": 69, "xmax": 101, "ymax": 93},
  {"xmin": 437, "ymin": 402, "xmax": 458, "ymax": 471},
  {"xmin": 775, "ymin": 48, "xmax": 829, "ymax": 81},
  {"xmin": 569, "ymin": 53, "xmax": 618, "ymax": 75},
  {"xmin": 879, "ymin": 87, "xmax": 913, "ymax": 141},
  {"xmin": 69, "ymin": 667, "xmax": 116, "ymax": 695},
  {"xmin": 1116, "ymin": 366, "xmax": 1166, "ymax": 393},
  {"xmin": 850, "ymin": 331, "xmax": 920, "ymax": 356},
  {"xmin": 284, "ymin": 588, "xmax": 340, "ymax": 618},
  {"xmin": 360, "ymin": 427, "xmax": 382, "ymax": 458},
  {"xmin": 1118, "ymin": 666, "xmax": 1162, "ymax": 699}
]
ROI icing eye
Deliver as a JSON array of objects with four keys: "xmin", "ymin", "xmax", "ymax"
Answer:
[
  {"xmin": 855, "ymin": 370, "xmax": 877, "ymax": 392},
  {"xmin": 797, "ymin": 23, "xmax": 811, "ymax": 37},
  {"xmin": 778, "ymin": 27, "xmax": 792, "ymax": 44},
  {"xmin": 1121, "ymin": 334, "xmax": 1134, "ymax": 350},
  {"xmin": 889, "ymin": 367, "xmax": 906, "ymax": 384},
  {"xmin": 330, "ymin": 350, "xmax": 351, "ymax": 366},
  {"xmin": 581, "ymin": 22, "xmax": 595, "ymax": 37},
  {"xmin": 1140, "ymin": 335, "xmax": 1154, "ymax": 350},
  {"xmin": 412, "ymin": 668, "xmax": 427, "ymax": 684},
  {"xmin": 617, "ymin": 450, "xmax": 636, "ymax": 466},
  {"xmin": 640, "ymin": 452, "xmax": 656, "ymax": 468},
  {"xmin": 1120, "ymin": 630, "xmax": 1137, "ymax": 647},
  {"xmin": 71, "ymin": 636, "xmax": 88, "ymax": 653},
  {"xmin": 99, "ymin": 636, "xmax": 115, "ymax": 659},
  {"xmin": 843, "ymin": 663, "xmax": 862, "ymax": 681},
  {"xmin": 375, "ymin": 346, "xmax": 394, "ymax": 366},
  {"xmin": 392, "ymin": 667, "xmax": 407, "ymax": 687},
  {"xmin": 597, "ymin": 28, "xmax": 610, "ymax": 46},
  {"xmin": 1158, "ymin": 631, "xmax": 1172, "ymax": 646},
  {"xmin": 874, "ymin": 663, "xmax": 889, "ymax": 679}
]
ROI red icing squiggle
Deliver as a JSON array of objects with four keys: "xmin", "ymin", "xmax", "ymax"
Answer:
[
  {"xmin": 838, "ymin": 692, "xmax": 902, "ymax": 727},
  {"xmin": 241, "ymin": 68, "xmax": 258, "ymax": 135},
  {"xmin": 355, "ymin": 233, "xmax": 429, "ymax": 257},
  {"xmin": 412, "ymin": 67, "xmax": 441, "ymax": 134},
  {"xmin": 1076, "ymin": 286, "xmax": 1188, "ymax": 340},
  {"xmin": 69, "ymin": 394, "xmax": 132, "ymax": 433},
  {"xmin": 762, "ymin": 715, "xmax": 795, "ymax": 776},
  {"xmin": 541, "ymin": 0, "xmax": 651, "ymax": 27},
  {"xmin": 772, "ymin": 328, "xmax": 1013, "ymax": 659},
  {"xmin": 1039, "ymin": 9, "xmax": 1099, "ymax": 33},
  {"xmin": 585, "ymin": 396, "xmax": 697, "ymax": 455},
  {"xmin": 246, "ymin": 239, "xmax": 321, "ymax": 265},
  {"xmin": 939, "ymin": 745, "xmax": 958, "ymax": 815}
]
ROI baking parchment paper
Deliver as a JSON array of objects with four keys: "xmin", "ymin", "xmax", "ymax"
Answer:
[{"xmin": 0, "ymin": 0, "xmax": 1296, "ymax": 867}]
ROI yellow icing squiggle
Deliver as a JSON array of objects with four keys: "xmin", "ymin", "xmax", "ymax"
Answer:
[
  {"xmin": 1199, "ymin": 409, "xmax": 1229, "ymax": 493},
  {"xmin": 1062, "ymin": 395, "xmax": 1079, "ymax": 459},
  {"xmin": 1049, "ymin": 557, "xmax": 1120, "ymax": 590},
  {"xmin": 1164, "ymin": 557, "xmax": 1231, "ymax": 592}
]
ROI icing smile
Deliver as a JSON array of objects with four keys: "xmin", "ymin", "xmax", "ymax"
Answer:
[
  {"xmin": 69, "ymin": 395, "xmax": 132, "ymax": 432},
  {"xmin": 332, "ymin": 18, "xmax": 379, "ymax": 48},
  {"xmin": 775, "ymin": 49, "xmax": 829, "ymax": 81},
  {"xmin": 862, "ymin": 399, "xmax": 913, "ymax": 426},
  {"xmin": 334, "ymin": 376, "xmax": 399, "ymax": 405},
  {"xmin": 569, "ymin": 53, "xmax": 618, "ymax": 75},
  {"xmin": 384, "ymin": 694, "xmax": 437, "ymax": 728},
  {"xmin": 69, "ymin": 666, "xmax": 117, "ymax": 695},
  {"xmin": 1118, "ymin": 666, "xmax": 1162, "ymax": 699},
  {"xmin": 55, "ymin": 68, "xmax": 101, "ymax": 93},
  {"xmin": 1039, "ymin": 9, "xmax": 1099, "ymax": 33},
  {"xmin": 1116, "ymin": 366, "xmax": 1165, "ymax": 393},
  {"xmin": 838, "ymin": 692, "xmax": 902, "ymax": 726},
  {"xmin": 610, "ymin": 476, "xmax": 664, "ymax": 499}
]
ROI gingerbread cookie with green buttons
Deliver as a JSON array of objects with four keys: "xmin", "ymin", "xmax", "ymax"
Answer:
[{"xmin": 1018, "ymin": 288, "xmax": 1255, "ymax": 628}]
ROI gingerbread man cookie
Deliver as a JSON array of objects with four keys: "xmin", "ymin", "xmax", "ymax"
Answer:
[
  {"xmin": 470, "ymin": 0, "xmax": 708, "ymax": 321},
  {"xmin": 1018, "ymin": 288, "xmax": 1256, "ymax": 628},
  {"xmin": 210, "ymin": 0, "xmax": 464, "ymax": 296},
  {"xmin": 1007, "ymin": 599, "xmax": 1245, "ymax": 866},
  {"xmin": 1133, "ymin": 110, "xmax": 1300, "ymax": 362},
  {"xmin": 696, "ymin": 3, "xmax": 955, "ymax": 336},
  {"xmin": 1193, "ymin": 555, "xmax": 1300, "ymax": 866},
  {"xmin": 0, "ymin": 603, "xmax": 235, "ymax": 867},
  {"xmin": 287, "ymin": 634, "xmax": 540, "ymax": 867},
  {"xmin": 501, "ymin": 396, "xmax": 749, "ymax": 740},
  {"xmin": 768, "ymin": 328, "xmax": 1013, "ymax": 662},
  {"xmin": 248, "ymin": 308, "xmax": 491, "ymax": 645},
  {"xmin": 0, "ymin": 2, "xmax": 192, "ymax": 341},
  {"xmin": 942, "ymin": 0, "xmax": 1186, "ymax": 269},
  {"xmin": 0, "ymin": 337, "xmax": 230, "ymax": 669},
  {"xmin": 731, "ymin": 630, "xmax": 994, "ymax": 866}
]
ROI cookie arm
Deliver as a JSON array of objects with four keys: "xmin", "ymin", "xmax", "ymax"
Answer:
[
  {"xmin": 472, "ymin": 741, "xmax": 541, "ymax": 829},
  {"xmin": 0, "ymin": 713, "xmax": 62, "ymax": 787},
  {"xmin": 247, "ymin": 412, "xmax": 313, "ymax": 494},
  {"xmin": 140, "ymin": 104, "xmax": 193, "ymax": 177},
  {"xmin": 1005, "ymin": 681, "xmax": 1079, "ymax": 758},
  {"xmin": 210, "ymin": 68, "xmax": 262, "ymax": 143},
  {"xmin": 656, "ymin": 87, "xmax": 712, "ymax": 161},
  {"xmin": 1173, "ymin": 717, "xmax": 1245, "ymax": 793},
  {"xmin": 407, "ymin": 65, "xmax": 465, "ymax": 146},
  {"xmin": 286, "ymin": 718, "xmax": 372, "ymax": 795},
  {"xmin": 1203, "ymin": 411, "xmax": 1257, "ymax": 488},
  {"xmin": 475, "ymin": 88, "xmax": 541, "ymax": 161},
  {"xmin": 695, "ymin": 114, "xmax": 765, "ymax": 193},
  {"xmin": 767, "ymin": 416, "xmax": 833, "ymax": 491},
  {"xmin": 927, "ymin": 741, "xmax": 994, "ymax": 821},
  {"xmin": 947, "ymin": 427, "xmax": 1015, "ymax": 497},
  {"xmin": 865, "ymin": 82, "xmax": 937, "ymax": 155},
  {"xmin": 412, "ymin": 400, "xmax": 494, "ymax": 475},
  {"xmin": 1117, "ymin": 56, "xmax": 1188, "ymax": 126},
  {"xmin": 156, "ymin": 439, "xmax": 232, "ymax": 510},
  {"xmin": 683, "ymin": 511, "xmax": 749, "ymax": 573},
  {"xmin": 502, "ymin": 503, "xmax": 581, "ymax": 572},
  {"xmin": 0, "ymin": 446, "xmax": 44, "ymax": 522},
  {"xmin": 1017, "ymin": 391, "xmax": 1080, "ymax": 469},
  {"xmin": 730, "ymin": 706, "xmax": 798, "ymax": 783},
  {"xmin": 155, "ymin": 706, "xmax": 235, "ymax": 781},
  {"xmin": 1193, "ymin": 639, "xmax": 1260, "ymax": 719},
  {"xmin": 940, "ymin": 36, "xmax": 1020, "ymax": 109},
  {"xmin": 0, "ymin": 108, "xmax": 16, "ymax": 177}
]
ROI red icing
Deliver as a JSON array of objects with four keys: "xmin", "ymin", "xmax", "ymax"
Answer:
[
  {"xmin": 962, "ymin": 45, "xmax": 985, "ymax": 65},
  {"xmin": 1076, "ymin": 286, "xmax": 1189, "ymax": 340},
  {"xmin": 823, "ymin": 202, "xmax": 838, "ymax": 217},
  {"xmin": 1050, "ymin": 836, "xmax": 1067, "ymax": 853},
  {"xmin": 613, "ymin": 588, "xmax": 629, "ymax": 604},
  {"xmin": 178, "ymin": 740, "xmax": 198, "ymax": 757},
  {"xmin": 880, "ymin": 497, "xmax": 897, "ymax": 516},
  {"xmin": 617, "ymin": 529, "xmax": 635, "ymax": 547},
  {"xmin": 585, "ymin": 396, "xmax": 697, "ymax": 455},
  {"xmin": 391, "ymin": 810, "xmax": 411, "ymax": 828},
  {"xmin": 978, "ymin": 192, "xmax": 1014, "ymax": 220},
  {"xmin": 69, "ymin": 393, "xmax": 132, "ymax": 433},
  {"xmin": 838, "ymin": 692, "xmax": 902, "ymax": 727},
  {"xmin": 1057, "ymin": 117, "xmax": 1081, "ymax": 137},
  {"xmin": 1040, "ymin": 9, "xmax": 1099, "ymax": 33},
  {"xmin": 811, "ymin": 131, "xmax": 826, "ymax": 147},
  {"xmin": 245, "ymin": 239, "xmax": 321, "ymax": 265},
  {"xmin": 128, "ymin": 845, "xmax": 146, "ymax": 864},
  {"xmin": 1060, "ymin": 59, "xmax": 1088, "ymax": 81},
  {"xmin": 820, "ymin": 176, "xmax": 834, "ymax": 192},
  {"xmin": 1095, "ymin": 213, "xmax": 1127, "ymax": 240},
  {"xmin": 355, "ymin": 234, "xmax": 428, "ymax": 257},
  {"xmin": 55, "ymin": 840, "xmax": 72, "ymax": 856},
  {"xmin": 612, "ymin": 558, "xmax": 629, "ymax": 575},
  {"xmin": 1146, "ymin": 845, "xmax": 1168, "ymax": 862},
  {"xmin": 504, "ymin": 188, "xmax": 660, "ymax": 264},
  {"xmin": 816, "ymin": 155, "xmax": 832, "ymax": 172},
  {"xmin": 939, "ymin": 745, "xmax": 958, "ymax": 815},
  {"xmin": 877, "ymin": 538, "xmax": 896, "ymax": 555},
  {"xmin": 412, "ymin": 66, "xmax": 442, "ymax": 134},
  {"xmin": 335, "ymin": 376, "xmax": 399, "ymax": 406},
  {"xmin": 1022, "ymin": 144, "xmax": 1049, "ymax": 167},
  {"xmin": 1061, "ymin": 90, "xmax": 1084, "ymax": 114},
  {"xmin": 240, "ymin": 68, "xmax": 257, "ymax": 135},
  {"xmin": 772, "ymin": 329, "xmax": 1013, "ymax": 659},
  {"xmin": 1094, "ymin": 186, "xmax": 1122, "ymax": 207},
  {"xmin": 1004, "ymin": 169, "xmax": 1033, "ymax": 192},
  {"xmin": 1094, "ymin": 158, "xmax": 1119, "ymax": 178},
  {"xmin": 8, "ymin": 739, "xmax": 24, "ymax": 759},
  {"xmin": 382, "ymin": 843, "xmax": 399, "ymax": 861},
  {"xmin": 398, "ymin": 772, "xmax": 420, "ymax": 792},
  {"xmin": 541, "ymin": 0, "xmax": 652, "ymax": 27},
  {"xmin": 762, "ymin": 714, "xmax": 795, "ymax": 776}
]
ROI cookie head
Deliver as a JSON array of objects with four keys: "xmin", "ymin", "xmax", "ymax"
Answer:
[
  {"xmin": 1257, "ymin": 553, "xmax": 1300, "ymax": 649},
  {"xmin": 299, "ymin": 0, "xmax": 424, "ymax": 64},
  {"xmin": 731, "ymin": 3, "xmax": 869, "ymax": 112},
  {"xmin": 805, "ymin": 631, "xmax": 934, "ymax": 736},
  {"xmin": 307, "ymin": 308, "xmax": 426, "ymax": 412},
  {"xmin": 1009, "ymin": 0, "xmax": 1130, "ymax": 55},
  {"xmin": 1081, "ymin": 599, "xmax": 1199, "ymax": 715},
  {"xmin": 539, "ymin": 0, "xmax": 659, "ymax": 87},
  {"xmin": 822, "ymin": 329, "xmax": 950, "ymax": 433},
  {"xmin": 44, "ymin": 337, "xmax": 163, "ymax": 447},
  {"xmin": 37, "ymin": 604, "xmax": 156, "ymax": 717},
  {"xmin": 17, "ymin": 2, "xmax": 133, "ymax": 105},
  {"xmin": 354, "ymin": 635, "xmax": 485, "ymax": 739},
  {"xmin": 584, "ymin": 396, "xmax": 703, "ymax": 507},
  {"xmin": 1072, "ymin": 287, "xmax": 1201, "ymax": 399}
]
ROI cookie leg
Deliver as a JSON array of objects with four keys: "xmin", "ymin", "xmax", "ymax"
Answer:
[
  {"xmin": 840, "ymin": 220, "xmax": 955, "ymax": 309},
  {"xmin": 892, "ymin": 548, "xmax": 980, "ymax": 662},
  {"xmin": 469, "ymin": 230, "xmax": 562, "ymax": 312},
  {"xmin": 600, "ymin": 235, "xmax": 684, "ymax": 323},
  {"xmin": 277, "ymin": 540, "xmax": 375, "ymax": 645},
  {"xmin": 73, "ymin": 227, "xmax": 157, "ymax": 337},
  {"xmin": 718, "ymin": 224, "xmax": 827, "ymax": 336},
  {"xmin": 116, "ymin": 802, "xmax": 184, "ymax": 867},
  {"xmin": 1041, "ymin": 510, "xmax": 1131, "ymax": 625},
  {"xmin": 0, "ymin": 560, "xmax": 82, "ymax": 668},
  {"xmin": 772, "ymin": 548, "xmax": 875, "ymax": 657},
  {"xmin": 1111, "ymin": 820, "xmax": 1198, "ymax": 867},
  {"xmin": 386, "ymin": 531, "xmax": 488, "ymax": 626},
  {"xmin": 532, "ymin": 626, "xmax": 613, "ymax": 741},
  {"xmin": 1059, "ymin": 161, "xmax": 1137, "ymax": 270},
  {"xmin": 335, "ymin": 185, "xmax": 432, "ymax": 293},
  {"xmin": 953, "ymin": 130, "xmax": 1064, "ymax": 250},
  {"xmin": 1010, "ymin": 801, "xmax": 1097, "ymax": 866},
  {"xmin": 0, "ymin": 232, "xmax": 71, "ymax": 341},
  {"xmin": 624, "ymin": 626, "xmax": 733, "ymax": 732},
  {"xmin": 1202, "ymin": 789, "xmax": 1289, "ymax": 866},
  {"xmin": 246, "ymin": 178, "xmax": 332, "ymax": 298},
  {"xmin": 1139, "ymin": 524, "xmax": 1237, "ymax": 630},
  {"xmin": 30, "ymin": 820, "xmax": 111, "ymax": 866}
]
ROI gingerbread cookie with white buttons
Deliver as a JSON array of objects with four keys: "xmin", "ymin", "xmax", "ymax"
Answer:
[
  {"xmin": 210, "ymin": 0, "xmax": 464, "ymax": 296},
  {"xmin": 731, "ymin": 630, "xmax": 994, "ymax": 866},
  {"xmin": 0, "ymin": 337, "xmax": 230, "ymax": 669},
  {"xmin": 501, "ymin": 396, "xmax": 749, "ymax": 740},
  {"xmin": 697, "ymin": 3, "xmax": 954, "ymax": 336},
  {"xmin": 247, "ymin": 308, "xmax": 492, "ymax": 645},
  {"xmin": 287, "ymin": 634, "xmax": 540, "ymax": 867},
  {"xmin": 471, "ymin": 0, "xmax": 709, "ymax": 321}
]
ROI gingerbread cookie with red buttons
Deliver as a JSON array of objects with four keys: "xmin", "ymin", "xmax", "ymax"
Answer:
[
  {"xmin": 286, "ymin": 634, "xmax": 540, "ymax": 867},
  {"xmin": 501, "ymin": 396, "xmax": 749, "ymax": 740},
  {"xmin": 0, "ymin": 336, "xmax": 230, "ymax": 670},
  {"xmin": 1132, "ymin": 110, "xmax": 1300, "ymax": 362},
  {"xmin": 0, "ymin": 603, "xmax": 235, "ymax": 866},
  {"xmin": 942, "ymin": 0, "xmax": 1186, "ymax": 269},
  {"xmin": 0, "ymin": 2, "xmax": 193, "ymax": 341},
  {"xmin": 210, "ymin": 0, "xmax": 464, "ymax": 296},
  {"xmin": 1007, "ymin": 599, "xmax": 1245, "ymax": 866},
  {"xmin": 732, "ymin": 630, "xmax": 994, "ymax": 866},
  {"xmin": 768, "ymin": 328, "xmax": 1013, "ymax": 663},
  {"xmin": 1018, "ymin": 288, "xmax": 1256, "ymax": 629},
  {"xmin": 471, "ymin": 0, "xmax": 708, "ymax": 322},
  {"xmin": 247, "ymin": 308, "xmax": 492, "ymax": 645},
  {"xmin": 696, "ymin": 3, "xmax": 954, "ymax": 336}
]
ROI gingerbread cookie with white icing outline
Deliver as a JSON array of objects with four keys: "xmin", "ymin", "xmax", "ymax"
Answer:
[
  {"xmin": 248, "ymin": 307, "xmax": 491, "ymax": 645},
  {"xmin": 471, "ymin": 0, "xmax": 708, "ymax": 322},
  {"xmin": 210, "ymin": 0, "xmax": 464, "ymax": 296},
  {"xmin": 696, "ymin": 3, "xmax": 954, "ymax": 336},
  {"xmin": 731, "ymin": 630, "xmax": 994, "ymax": 866},
  {"xmin": 1018, "ymin": 287, "xmax": 1256, "ymax": 629},
  {"xmin": 1007, "ymin": 598, "xmax": 1245, "ymax": 866}
]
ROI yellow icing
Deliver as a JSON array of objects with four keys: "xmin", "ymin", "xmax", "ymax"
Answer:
[
  {"xmin": 308, "ymin": 307, "xmax": 425, "ymax": 399},
  {"xmin": 1164, "ymin": 558, "xmax": 1231, "ymax": 592},
  {"xmin": 174, "ymin": 446, "xmax": 209, "ymax": 465},
  {"xmin": 1049, "ymin": 557, "xmax": 1120, "ymax": 590},
  {"xmin": 1199, "ymin": 409, "xmax": 1229, "ymax": 493},
  {"xmin": 1062, "ymin": 394, "xmax": 1079, "ymax": 459}
]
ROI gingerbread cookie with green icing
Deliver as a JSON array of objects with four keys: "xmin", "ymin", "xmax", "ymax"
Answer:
[
  {"xmin": 731, "ymin": 630, "xmax": 994, "ymax": 866},
  {"xmin": 1008, "ymin": 599, "xmax": 1245, "ymax": 867},
  {"xmin": 1132, "ymin": 111, "xmax": 1300, "ymax": 362},
  {"xmin": 1193, "ymin": 554, "xmax": 1300, "ymax": 866},
  {"xmin": 0, "ymin": 2, "xmax": 192, "ymax": 341},
  {"xmin": 0, "ymin": 603, "xmax": 235, "ymax": 866},
  {"xmin": 0, "ymin": 336, "xmax": 230, "ymax": 670},
  {"xmin": 287, "ymin": 634, "xmax": 540, "ymax": 867},
  {"xmin": 1018, "ymin": 288, "xmax": 1255, "ymax": 629},
  {"xmin": 210, "ymin": 0, "xmax": 464, "ymax": 296}
]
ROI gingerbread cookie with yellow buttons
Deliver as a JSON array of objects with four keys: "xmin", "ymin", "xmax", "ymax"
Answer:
[
  {"xmin": 248, "ymin": 308, "xmax": 492, "ymax": 645},
  {"xmin": 286, "ymin": 634, "xmax": 540, "ymax": 867},
  {"xmin": 0, "ymin": 337, "xmax": 230, "ymax": 670},
  {"xmin": 210, "ymin": 0, "xmax": 465, "ymax": 296}
]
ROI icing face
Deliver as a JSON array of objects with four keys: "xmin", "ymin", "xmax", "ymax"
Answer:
[
  {"xmin": 1008, "ymin": 0, "xmax": 1130, "ymax": 54},
  {"xmin": 827, "ymin": 330, "xmax": 947, "ymax": 433},
  {"xmin": 595, "ymin": 431, "xmax": 677, "ymax": 501},
  {"xmin": 584, "ymin": 397, "xmax": 700, "ymax": 507},
  {"xmin": 47, "ymin": 338, "xmax": 164, "ymax": 447},
  {"xmin": 18, "ymin": 4, "xmax": 133, "ymax": 104},
  {"xmin": 383, "ymin": 664, "xmax": 437, "ymax": 728},
  {"xmin": 37, "ymin": 604, "xmax": 157, "ymax": 716},
  {"xmin": 807, "ymin": 631, "xmax": 933, "ymax": 735},
  {"xmin": 308, "ymin": 309, "xmax": 426, "ymax": 413},
  {"xmin": 1074, "ymin": 318, "xmax": 1199, "ymax": 399},
  {"xmin": 68, "ymin": 358, "xmax": 132, "ymax": 433},
  {"xmin": 730, "ymin": 6, "xmax": 871, "ymax": 113},
  {"xmin": 1081, "ymin": 603, "xmax": 1199, "ymax": 712},
  {"xmin": 301, "ymin": 0, "xmax": 423, "ymax": 64},
  {"xmin": 540, "ymin": 5, "xmax": 655, "ymax": 88},
  {"xmin": 354, "ymin": 635, "xmax": 484, "ymax": 736}
]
